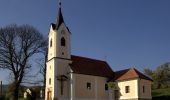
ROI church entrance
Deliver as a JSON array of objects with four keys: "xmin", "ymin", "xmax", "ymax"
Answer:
[{"xmin": 47, "ymin": 91, "xmax": 52, "ymax": 100}]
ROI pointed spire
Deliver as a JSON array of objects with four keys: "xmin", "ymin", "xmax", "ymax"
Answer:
[{"xmin": 56, "ymin": 0, "xmax": 64, "ymax": 30}]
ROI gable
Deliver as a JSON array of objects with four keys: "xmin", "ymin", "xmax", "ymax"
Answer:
[{"xmin": 114, "ymin": 68, "xmax": 153, "ymax": 81}]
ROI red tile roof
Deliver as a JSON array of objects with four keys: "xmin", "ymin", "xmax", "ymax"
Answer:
[
  {"xmin": 114, "ymin": 68, "xmax": 153, "ymax": 81},
  {"xmin": 70, "ymin": 55, "xmax": 114, "ymax": 78},
  {"xmin": 70, "ymin": 55, "xmax": 152, "ymax": 82}
]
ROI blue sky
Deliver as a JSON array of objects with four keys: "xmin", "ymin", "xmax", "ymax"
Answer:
[{"xmin": 0, "ymin": 0, "xmax": 170, "ymax": 84}]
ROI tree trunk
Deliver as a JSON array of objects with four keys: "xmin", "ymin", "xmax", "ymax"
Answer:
[
  {"xmin": 13, "ymin": 86, "xmax": 19, "ymax": 100},
  {"xmin": 10, "ymin": 81, "xmax": 20, "ymax": 100},
  {"xmin": 11, "ymin": 74, "xmax": 22, "ymax": 100}
]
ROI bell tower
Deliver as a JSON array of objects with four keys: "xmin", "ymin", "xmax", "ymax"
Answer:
[
  {"xmin": 45, "ymin": 0, "xmax": 71, "ymax": 100},
  {"xmin": 47, "ymin": 0, "xmax": 71, "ymax": 60}
]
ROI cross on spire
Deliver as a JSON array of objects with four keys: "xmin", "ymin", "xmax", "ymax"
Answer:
[{"xmin": 56, "ymin": 0, "xmax": 64, "ymax": 30}]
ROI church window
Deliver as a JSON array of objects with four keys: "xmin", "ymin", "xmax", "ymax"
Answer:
[
  {"xmin": 61, "ymin": 37, "xmax": 65, "ymax": 46},
  {"xmin": 50, "ymin": 39, "xmax": 52, "ymax": 47},
  {"xmin": 143, "ymin": 86, "xmax": 145, "ymax": 93},
  {"xmin": 49, "ymin": 78, "xmax": 51, "ymax": 85},
  {"xmin": 125, "ymin": 86, "xmax": 130, "ymax": 93},
  {"xmin": 87, "ymin": 82, "xmax": 91, "ymax": 90},
  {"xmin": 105, "ymin": 84, "xmax": 108, "ymax": 91}
]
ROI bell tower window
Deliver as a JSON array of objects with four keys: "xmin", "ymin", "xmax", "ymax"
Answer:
[
  {"xmin": 50, "ymin": 39, "xmax": 52, "ymax": 47},
  {"xmin": 61, "ymin": 37, "xmax": 65, "ymax": 46}
]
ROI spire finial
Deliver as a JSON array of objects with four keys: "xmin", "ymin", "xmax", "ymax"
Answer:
[
  {"xmin": 56, "ymin": 0, "xmax": 64, "ymax": 30},
  {"xmin": 59, "ymin": 0, "xmax": 61, "ymax": 8}
]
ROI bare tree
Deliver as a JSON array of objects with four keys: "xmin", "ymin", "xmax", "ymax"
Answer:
[{"xmin": 0, "ymin": 24, "xmax": 46, "ymax": 100}]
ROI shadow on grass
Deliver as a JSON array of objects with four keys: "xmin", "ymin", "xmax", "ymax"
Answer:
[{"xmin": 153, "ymin": 96, "xmax": 170, "ymax": 100}]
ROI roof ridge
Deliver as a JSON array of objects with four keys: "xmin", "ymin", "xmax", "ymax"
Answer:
[
  {"xmin": 71, "ymin": 55, "xmax": 106, "ymax": 63},
  {"xmin": 129, "ymin": 67, "xmax": 153, "ymax": 81},
  {"xmin": 133, "ymin": 68, "xmax": 153, "ymax": 80},
  {"xmin": 114, "ymin": 67, "xmax": 153, "ymax": 81},
  {"xmin": 115, "ymin": 68, "xmax": 130, "ymax": 72},
  {"xmin": 129, "ymin": 68, "xmax": 140, "ymax": 77}
]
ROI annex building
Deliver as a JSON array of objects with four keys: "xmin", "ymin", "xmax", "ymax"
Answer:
[{"xmin": 45, "ymin": 2, "xmax": 152, "ymax": 100}]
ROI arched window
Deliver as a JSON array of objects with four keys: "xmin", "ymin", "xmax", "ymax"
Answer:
[
  {"xmin": 50, "ymin": 39, "xmax": 52, "ymax": 47},
  {"xmin": 61, "ymin": 37, "xmax": 66, "ymax": 46}
]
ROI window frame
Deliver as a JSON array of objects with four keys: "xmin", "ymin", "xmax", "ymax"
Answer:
[
  {"xmin": 87, "ymin": 82, "xmax": 91, "ymax": 90},
  {"xmin": 125, "ymin": 86, "xmax": 130, "ymax": 93}
]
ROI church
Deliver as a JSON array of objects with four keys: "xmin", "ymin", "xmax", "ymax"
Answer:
[{"xmin": 45, "ymin": 2, "xmax": 152, "ymax": 100}]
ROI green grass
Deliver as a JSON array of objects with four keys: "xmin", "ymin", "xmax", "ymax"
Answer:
[
  {"xmin": 152, "ymin": 88, "xmax": 170, "ymax": 97},
  {"xmin": 152, "ymin": 88, "xmax": 170, "ymax": 100}
]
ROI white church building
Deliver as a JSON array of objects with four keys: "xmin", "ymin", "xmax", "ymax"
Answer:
[{"xmin": 45, "ymin": 2, "xmax": 152, "ymax": 100}]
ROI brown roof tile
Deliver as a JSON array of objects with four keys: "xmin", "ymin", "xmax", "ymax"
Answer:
[
  {"xmin": 70, "ymin": 55, "xmax": 114, "ymax": 78},
  {"xmin": 114, "ymin": 68, "xmax": 153, "ymax": 81},
  {"xmin": 70, "ymin": 55, "xmax": 152, "ymax": 82}
]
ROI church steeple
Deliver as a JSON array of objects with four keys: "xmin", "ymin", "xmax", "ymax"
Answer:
[{"xmin": 56, "ymin": 0, "xmax": 64, "ymax": 30}]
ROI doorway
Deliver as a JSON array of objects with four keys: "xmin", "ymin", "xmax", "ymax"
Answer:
[{"xmin": 47, "ymin": 91, "xmax": 52, "ymax": 100}]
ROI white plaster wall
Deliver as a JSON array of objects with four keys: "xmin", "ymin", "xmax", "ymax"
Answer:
[
  {"xmin": 45, "ymin": 58, "xmax": 55, "ymax": 100},
  {"xmin": 56, "ymin": 23, "xmax": 71, "ymax": 59},
  {"xmin": 54, "ymin": 59, "xmax": 72, "ymax": 99},
  {"xmin": 73, "ymin": 74, "xmax": 109, "ymax": 100},
  {"xmin": 117, "ymin": 79, "xmax": 138, "ymax": 100},
  {"xmin": 45, "ymin": 23, "xmax": 71, "ymax": 100}
]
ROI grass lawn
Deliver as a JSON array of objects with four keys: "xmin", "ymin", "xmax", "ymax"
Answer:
[{"xmin": 152, "ymin": 88, "xmax": 170, "ymax": 100}]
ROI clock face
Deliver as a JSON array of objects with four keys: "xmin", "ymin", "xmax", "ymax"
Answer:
[{"xmin": 61, "ymin": 30, "xmax": 65, "ymax": 34}]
